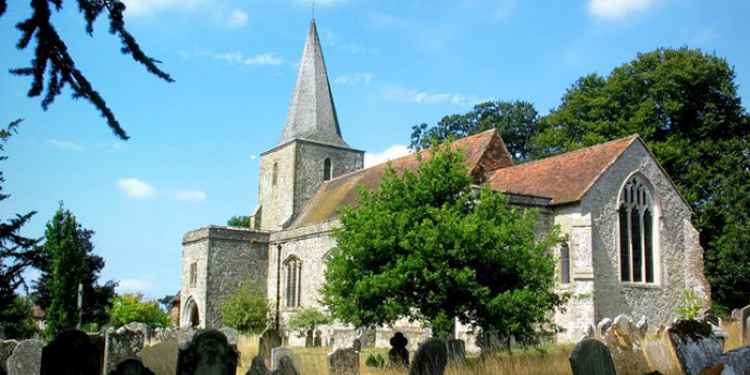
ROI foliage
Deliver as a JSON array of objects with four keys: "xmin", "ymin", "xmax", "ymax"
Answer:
[
  {"xmin": 0, "ymin": 120, "xmax": 43, "ymax": 339},
  {"xmin": 220, "ymin": 281, "xmax": 269, "ymax": 335},
  {"xmin": 410, "ymin": 100, "xmax": 539, "ymax": 162},
  {"xmin": 0, "ymin": 0, "xmax": 173, "ymax": 139},
  {"xmin": 675, "ymin": 289, "xmax": 703, "ymax": 320},
  {"xmin": 227, "ymin": 215, "xmax": 252, "ymax": 228},
  {"xmin": 109, "ymin": 293, "xmax": 171, "ymax": 328},
  {"xmin": 286, "ymin": 308, "xmax": 331, "ymax": 337},
  {"xmin": 35, "ymin": 206, "xmax": 116, "ymax": 333},
  {"xmin": 364, "ymin": 353, "xmax": 385, "ymax": 368},
  {"xmin": 531, "ymin": 48, "xmax": 750, "ymax": 310},
  {"xmin": 322, "ymin": 143, "xmax": 566, "ymax": 341},
  {"xmin": 1, "ymin": 296, "xmax": 38, "ymax": 339}
]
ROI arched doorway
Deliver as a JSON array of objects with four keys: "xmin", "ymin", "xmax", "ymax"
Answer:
[{"xmin": 183, "ymin": 297, "xmax": 200, "ymax": 328}]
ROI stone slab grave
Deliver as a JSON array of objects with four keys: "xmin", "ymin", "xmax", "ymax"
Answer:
[
  {"xmin": 104, "ymin": 324, "xmax": 146, "ymax": 375},
  {"xmin": 408, "ymin": 338, "xmax": 447, "ymax": 375},
  {"xmin": 6, "ymin": 339, "xmax": 43, "ymax": 375},
  {"xmin": 0, "ymin": 340, "xmax": 18, "ymax": 375},
  {"xmin": 601, "ymin": 314, "xmax": 650, "ymax": 375},
  {"xmin": 568, "ymin": 338, "xmax": 616, "ymax": 375},
  {"xmin": 642, "ymin": 330, "xmax": 681, "ymax": 375},
  {"xmin": 713, "ymin": 346, "xmax": 750, "ymax": 375},
  {"xmin": 40, "ymin": 330, "xmax": 101, "ymax": 375},
  {"xmin": 387, "ymin": 332, "xmax": 409, "ymax": 368},
  {"xmin": 667, "ymin": 319, "xmax": 724, "ymax": 375},
  {"xmin": 176, "ymin": 329, "xmax": 237, "ymax": 375},
  {"xmin": 328, "ymin": 347, "xmax": 359, "ymax": 375},
  {"xmin": 109, "ymin": 358, "xmax": 156, "ymax": 375}
]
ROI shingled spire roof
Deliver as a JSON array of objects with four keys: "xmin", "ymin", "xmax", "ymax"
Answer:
[{"xmin": 280, "ymin": 20, "xmax": 346, "ymax": 147}]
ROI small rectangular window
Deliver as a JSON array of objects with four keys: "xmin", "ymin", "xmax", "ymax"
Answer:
[
  {"xmin": 189, "ymin": 262, "xmax": 197, "ymax": 288},
  {"xmin": 560, "ymin": 244, "xmax": 571, "ymax": 284}
]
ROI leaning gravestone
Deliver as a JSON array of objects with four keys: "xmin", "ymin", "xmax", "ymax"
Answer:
[
  {"xmin": 109, "ymin": 358, "xmax": 156, "ymax": 375},
  {"xmin": 176, "ymin": 329, "xmax": 238, "ymax": 375},
  {"xmin": 569, "ymin": 339, "xmax": 616, "ymax": 375},
  {"xmin": 104, "ymin": 325, "xmax": 146, "ymax": 375},
  {"xmin": 259, "ymin": 329, "xmax": 282, "ymax": 361},
  {"xmin": 667, "ymin": 320, "xmax": 724, "ymax": 375},
  {"xmin": 0, "ymin": 340, "xmax": 18, "ymax": 375},
  {"xmin": 446, "ymin": 339, "xmax": 466, "ymax": 364},
  {"xmin": 408, "ymin": 338, "xmax": 447, "ymax": 375},
  {"xmin": 41, "ymin": 329, "xmax": 101, "ymax": 375},
  {"xmin": 388, "ymin": 332, "xmax": 409, "ymax": 368},
  {"xmin": 6, "ymin": 339, "xmax": 43, "ymax": 375},
  {"xmin": 328, "ymin": 347, "xmax": 359, "ymax": 375}
]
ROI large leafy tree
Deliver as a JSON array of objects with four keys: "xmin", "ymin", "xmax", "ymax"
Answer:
[
  {"xmin": 410, "ymin": 100, "xmax": 539, "ymax": 162},
  {"xmin": 0, "ymin": 0, "xmax": 173, "ymax": 139},
  {"xmin": 321, "ymin": 143, "xmax": 565, "ymax": 341},
  {"xmin": 0, "ymin": 120, "xmax": 42, "ymax": 338},
  {"xmin": 531, "ymin": 48, "xmax": 750, "ymax": 310}
]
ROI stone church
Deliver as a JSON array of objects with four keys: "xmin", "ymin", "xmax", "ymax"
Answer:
[{"xmin": 180, "ymin": 20, "xmax": 710, "ymax": 349}]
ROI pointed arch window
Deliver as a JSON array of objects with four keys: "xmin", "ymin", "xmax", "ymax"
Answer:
[
  {"xmin": 560, "ymin": 243, "xmax": 571, "ymax": 284},
  {"xmin": 619, "ymin": 175, "xmax": 656, "ymax": 284},
  {"xmin": 284, "ymin": 256, "xmax": 302, "ymax": 308},
  {"xmin": 272, "ymin": 162, "xmax": 279, "ymax": 186},
  {"xmin": 323, "ymin": 158, "xmax": 332, "ymax": 181}
]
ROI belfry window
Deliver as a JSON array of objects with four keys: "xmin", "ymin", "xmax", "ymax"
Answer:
[
  {"xmin": 323, "ymin": 158, "xmax": 332, "ymax": 181},
  {"xmin": 284, "ymin": 256, "xmax": 302, "ymax": 308},
  {"xmin": 560, "ymin": 243, "xmax": 571, "ymax": 284},
  {"xmin": 272, "ymin": 162, "xmax": 279, "ymax": 186},
  {"xmin": 619, "ymin": 175, "xmax": 656, "ymax": 284}
]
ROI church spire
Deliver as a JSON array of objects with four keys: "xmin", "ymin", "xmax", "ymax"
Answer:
[{"xmin": 280, "ymin": 20, "xmax": 346, "ymax": 147}]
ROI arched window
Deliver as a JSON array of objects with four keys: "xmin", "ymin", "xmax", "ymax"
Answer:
[
  {"xmin": 560, "ymin": 243, "xmax": 571, "ymax": 284},
  {"xmin": 284, "ymin": 256, "xmax": 302, "ymax": 308},
  {"xmin": 272, "ymin": 162, "xmax": 278, "ymax": 186},
  {"xmin": 323, "ymin": 158, "xmax": 332, "ymax": 181},
  {"xmin": 619, "ymin": 175, "xmax": 656, "ymax": 283}
]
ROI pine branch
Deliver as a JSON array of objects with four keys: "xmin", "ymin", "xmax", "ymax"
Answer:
[{"xmin": 0, "ymin": 0, "xmax": 6, "ymax": 17}]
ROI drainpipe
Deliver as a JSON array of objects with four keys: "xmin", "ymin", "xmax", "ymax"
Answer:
[{"xmin": 275, "ymin": 243, "xmax": 282, "ymax": 331}]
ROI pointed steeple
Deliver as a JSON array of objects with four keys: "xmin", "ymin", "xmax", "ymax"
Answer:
[{"xmin": 280, "ymin": 20, "xmax": 346, "ymax": 147}]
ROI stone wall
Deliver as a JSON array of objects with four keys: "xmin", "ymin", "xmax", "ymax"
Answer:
[{"xmin": 259, "ymin": 142, "xmax": 297, "ymax": 231}]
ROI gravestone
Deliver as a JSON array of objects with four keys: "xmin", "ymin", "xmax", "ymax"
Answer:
[
  {"xmin": 741, "ymin": 305, "xmax": 750, "ymax": 345},
  {"xmin": 40, "ymin": 329, "xmax": 101, "ymax": 375},
  {"xmin": 219, "ymin": 327, "xmax": 238, "ymax": 348},
  {"xmin": 713, "ymin": 346, "xmax": 750, "ymax": 375},
  {"xmin": 636, "ymin": 316, "xmax": 649, "ymax": 337},
  {"xmin": 446, "ymin": 339, "xmax": 466, "ymax": 364},
  {"xmin": 177, "ymin": 328, "xmax": 197, "ymax": 350},
  {"xmin": 176, "ymin": 329, "xmax": 238, "ymax": 375},
  {"xmin": 602, "ymin": 315, "xmax": 650, "ymax": 375},
  {"xmin": 388, "ymin": 332, "xmax": 409, "ymax": 367},
  {"xmin": 597, "ymin": 318, "xmax": 613, "ymax": 338},
  {"xmin": 6, "ymin": 339, "xmax": 43, "ymax": 375},
  {"xmin": 313, "ymin": 330, "xmax": 322, "ymax": 347},
  {"xmin": 408, "ymin": 338, "xmax": 447, "ymax": 375},
  {"xmin": 569, "ymin": 339, "xmax": 616, "ymax": 375},
  {"xmin": 271, "ymin": 347, "xmax": 293, "ymax": 371},
  {"xmin": 258, "ymin": 329, "xmax": 282, "ymax": 360},
  {"xmin": 328, "ymin": 348, "xmax": 359, "ymax": 375},
  {"xmin": 104, "ymin": 325, "xmax": 146, "ymax": 375},
  {"xmin": 642, "ymin": 331, "xmax": 681, "ymax": 375},
  {"xmin": 109, "ymin": 358, "xmax": 156, "ymax": 375},
  {"xmin": 351, "ymin": 339, "xmax": 361, "ymax": 352},
  {"xmin": 273, "ymin": 356, "xmax": 299, "ymax": 375},
  {"xmin": 667, "ymin": 320, "xmax": 723, "ymax": 375},
  {"xmin": 305, "ymin": 330, "xmax": 313, "ymax": 348},
  {"xmin": 246, "ymin": 356, "xmax": 271, "ymax": 375},
  {"xmin": 0, "ymin": 340, "xmax": 18, "ymax": 375}
]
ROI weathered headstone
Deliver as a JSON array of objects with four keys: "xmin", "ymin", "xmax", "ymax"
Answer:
[
  {"xmin": 272, "ymin": 356, "xmax": 299, "ymax": 375},
  {"xmin": 408, "ymin": 338, "xmax": 447, "ymax": 375},
  {"xmin": 108, "ymin": 358, "xmax": 156, "ymax": 375},
  {"xmin": 104, "ymin": 325, "xmax": 146, "ymax": 375},
  {"xmin": 271, "ymin": 347, "xmax": 293, "ymax": 371},
  {"xmin": 446, "ymin": 339, "xmax": 466, "ymax": 364},
  {"xmin": 642, "ymin": 331, "xmax": 681, "ymax": 375},
  {"xmin": 176, "ymin": 329, "xmax": 238, "ymax": 375},
  {"xmin": 258, "ymin": 329, "xmax": 282, "ymax": 360},
  {"xmin": 351, "ymin": 338, "xmax": 361, "ymax": 352},
  {"xmin": 388, "ymin": 332, "xmax": 409, "ymax": 367},
  {"xmin": 602, "ymin": 314, "xmax": 650, "ymax": 375},
  {"xmin": 313, "ymin": 330, "xmax": 322, "ymax": 347},
  {"xmin": 246, "ymin": 356, "xmax": 271, "ymax": 375},
  {"xmin": 328, "ymin": 348, "xmax": 359, "ymax": 375},
  {"xmin": 597, "ymin": 318, "xmax": 613, "ymax": 338},
  {"xmin": 667, "ymin": 320, "xmax": 724, "ymax": 375},
  {"xmin": 713, "ymin": 346, "xmax": 750, "ymax": 375},
  {"xmin": 41, "ymin": 329, "xmax": 101, "ymax": 375},
  {"xmin": 0, "ymin": 340, "xmax": 18, "ymax": 375},
  {"xmin": 741, "ymin": 305, "xmax": 750, "ymax": 346},
  {"xmin": 6, "ymin": 339, "xmax": 43, "ymax": 375},
  {"xmin": 569, "ymin": 339, "xmax": 616, "ymax": 375}
]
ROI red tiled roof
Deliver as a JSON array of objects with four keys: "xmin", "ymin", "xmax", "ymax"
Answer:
[
  {"xmin": 291, "ymin": 129, "xmax": 513, "ymax": 227},
  {"xmin": 487, "ymin": 135, "xmax": 638, "ymax": 205}
]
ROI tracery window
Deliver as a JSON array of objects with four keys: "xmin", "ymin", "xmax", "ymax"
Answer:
[
  {"xmin": 323, "ymin": 158, "xmax": 332, "ymax": 181},
  {"xmin": 560, "ymin": 243, "xmax": 571, "ymax": 284},
  {"xmin": 284, "ymin": 256, "xmax": 302, "ymax": 308},
  {"xmin": 619, "ymin": 175, "xmax": 656, "ymax": 284}
]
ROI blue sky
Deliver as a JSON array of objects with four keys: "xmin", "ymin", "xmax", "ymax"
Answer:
[{"xmin": 1, "ymin": 0, "xmax": 748, "ymax": 299}]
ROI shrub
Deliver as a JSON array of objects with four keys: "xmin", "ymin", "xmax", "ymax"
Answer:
[
  {"xmin": 109, "ymin": 293, "xmax": 171, "ymax": 328},
  {"xmin": 675, "ymin": 288, "xmax": 703, "ymax": 320},
  {"xmin": 286, "ymin": 308, "xmax": 330, "ymax": 338},
  {"xmin": 220, "ymin": 281, "xmax": 269, "ymax": 335},
  {"xmin": 365, "ymin": 353, "xmax": 385, "ymax": 368}
]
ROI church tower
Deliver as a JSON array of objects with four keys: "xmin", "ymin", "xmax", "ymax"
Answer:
[{"xmin": 257, "ymin": 20, "xmax": 364, "ymax": 231}]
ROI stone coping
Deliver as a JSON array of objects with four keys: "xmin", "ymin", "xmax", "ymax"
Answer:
[{"xmin": 182, "ymin": 225, "xmax": 271, "ymax": 245}]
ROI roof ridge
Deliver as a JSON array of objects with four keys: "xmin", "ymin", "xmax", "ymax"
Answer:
[{"xmin": 498, "ymin": 134, "xmax": 638, "ymax": 171}]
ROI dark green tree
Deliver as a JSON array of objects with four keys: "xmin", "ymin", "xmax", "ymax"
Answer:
[
  {"xmin": 0, "ymin": 120, "xmax": 42, "ymax": 339},
  {"xmin": 531, "ymin": 47, "xmax": 750, "ymax": 310},
  {"xmin": 227, "ymin": 215, "xmax": 252, "ymax": 228},
  {"xmin": 321, "ymin": 143, "xmax": 565, "ymax": 341},
  {"xmin": 410, "ymin": 100, "xmax": 539, "ymax": 162},
  {"xmin": 0, "ymin": 0, "xmax": 173, "ymax": 140}
]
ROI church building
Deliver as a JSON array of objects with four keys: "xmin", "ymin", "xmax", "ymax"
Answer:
[{"xmin": 179, "ymin": 20, "xmax": 710, "ymax": 349}]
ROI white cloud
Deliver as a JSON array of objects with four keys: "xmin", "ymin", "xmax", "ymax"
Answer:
[
  {"xmin": 206, "ymin": 51, "xmax": 285, "ymax": 66},
  {"xmin": 244, "ymin": 53, "xmax": 285, "ymax": 66},
  {"xmin": 175, "ymin": 190, "xmax": 207, "ymax": 202},
  {"xmin": 117, "ymin": 178, "xmax": 156, "ymax": 199},
  {"xmin": 117, "ymin": 278, "xmax": 154, "ymax": 293},
  {"xmin": 47, "ymin": 139, "xmax": 84, "ymax": 152},
  {"xmin": 227, "ymin": 9, "xmax": 248, "ymax": 28},
  {"xmin": 383, "ymin": 86, "xmax": 481, "ymax": 106},
  {"xmin": 122, "ymin": 0, "xmax": 209, "ymax": 16},
  {"xmin": 588, "ymin": 0, "xmax": 657, "ymax": 20},
  {"xmin": 364, "ymin": 145, "xmax": 412, "ymax": 167},
  {"xmin": 334, "ymin": 73, "xmax": 373, "ymax": 86},
  {"xmin": 249, "ymin": 154, "xmax": 258, "ymax": 160}
]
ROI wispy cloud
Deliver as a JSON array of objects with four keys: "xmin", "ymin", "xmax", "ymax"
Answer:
[
  {"xmin": 383, "ymin": 86, "xmax": 481, "ymax": 106},
  {"xmin": 244, "ymin": 53, "xmax": 284, "ymax": 66},
  {"xmin": 117, "ymin": 277, "xmax": 154, "ymax": 293},
  {"xmin": 322, "ymin": 30, "xmax": 377, "ymax": 55},
  {"xmin": 227, "ymin": 9, "xmax": 248, "ymax": 28},
  {"xmin": 206, "ymin": 51, "xmax": 285, "ymax": 66},
  {"xmin": 334, "ymin": 73, "xmax": 374, "ymax": 86},
  {"xmin": 123, "ymin": 0, "xmax": 248, "ymax": 29},
  {"xmin": 122, "ymin": 0, "xmax": 210, "ymax": 16},
  {"xmin": 117, "ymin": 178, "xmax": 156, "ymax": 199},
  {"xmin": 588, "ymin": 0, "xmax": 657, "ymax": 20},
  {"xmin": 47, "ymin": 139, "xmax": 84, "ymax": 152},
  {"xmin": 175, "ymin": 190, "xmax": 207, "ymax": 202},
  {"xmin": 364, "ymin": 145, "xmax": 412, "ymax": 167}
]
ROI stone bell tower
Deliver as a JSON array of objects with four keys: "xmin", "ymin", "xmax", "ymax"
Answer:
[{"xmin": 256, "ymin": 20, "xmax": 363, "ymax": 231}]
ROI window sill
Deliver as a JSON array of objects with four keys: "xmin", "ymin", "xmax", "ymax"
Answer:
[{"xmin": 621, "ymin": 282, "xmax": 661, "ymax": 289}]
